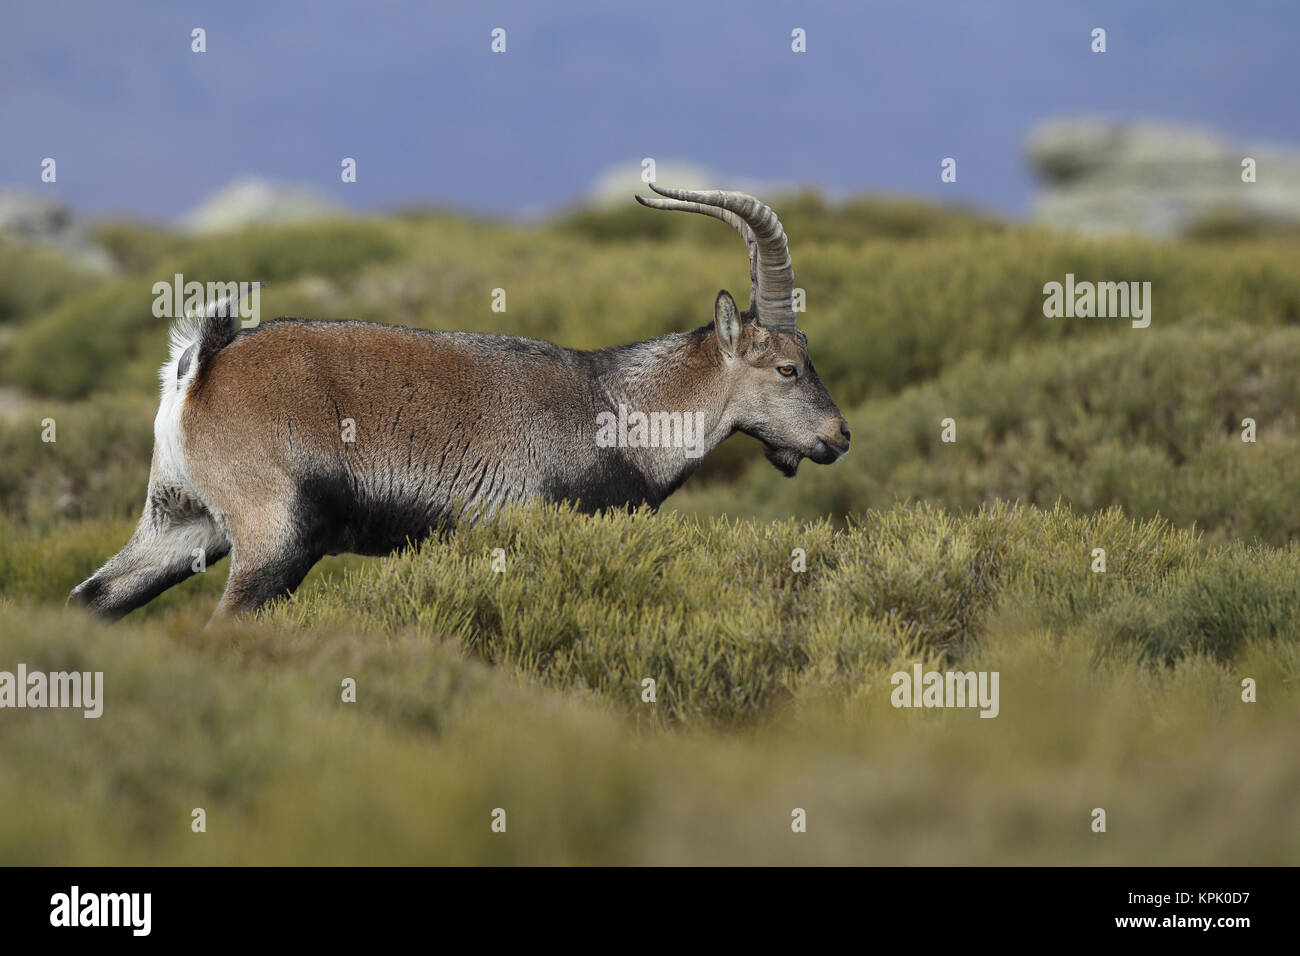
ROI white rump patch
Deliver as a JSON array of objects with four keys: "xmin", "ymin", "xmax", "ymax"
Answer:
[
  {"xmin": 153, "ymin": 295, "xmax": 234, "ymax": 490},
  {"xmin": 153, "ymin": 363, "xmax": 192, "ymax": 489}
]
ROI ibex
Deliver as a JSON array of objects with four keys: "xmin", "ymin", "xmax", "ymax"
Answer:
[{"xmin": 69, "ymin": 187, "xmax": 850, "ymax": 621}]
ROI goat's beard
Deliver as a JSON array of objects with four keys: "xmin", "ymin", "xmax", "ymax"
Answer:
[{"xmin": 763, "ymin": 443, "xmax": 802, "ymax": 477}]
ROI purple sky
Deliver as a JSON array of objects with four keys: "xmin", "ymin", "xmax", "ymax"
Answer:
[{"xmin": 2, "ymin": 0, "xmax": 1296, "ymax": 221}]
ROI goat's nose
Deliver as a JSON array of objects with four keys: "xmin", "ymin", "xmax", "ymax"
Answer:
[{"xmin": 840, "ymin": 422, "xmax": 851, "ymax": 444}]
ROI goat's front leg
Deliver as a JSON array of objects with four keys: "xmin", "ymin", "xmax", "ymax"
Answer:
[{"xmin": 69, "ymin": 492, "xmax": 229, "ymax": 621}]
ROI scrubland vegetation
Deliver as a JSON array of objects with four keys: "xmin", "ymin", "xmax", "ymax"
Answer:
[{"xmin": 1, "ymin": 197, "xmax": 1297, "ymax": 863}]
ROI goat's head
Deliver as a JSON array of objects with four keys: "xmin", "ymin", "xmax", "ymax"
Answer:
[{"xmin": 636, "ymin": 185, "xmax": 850, "ymax": 476}]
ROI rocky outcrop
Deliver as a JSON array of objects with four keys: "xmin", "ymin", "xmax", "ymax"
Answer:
[
  {"xmin": 0, "ymin": 191, "xmax": 116, "ymax": 273},
  {"xmin": 178, "ymin": 177, "xmax": 341, "ymax": 234},
  {"xmin": 1026, "ymin": 118, "xmax": 1300, "ymax": 237}
]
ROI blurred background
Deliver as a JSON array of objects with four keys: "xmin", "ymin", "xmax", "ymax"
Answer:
[
  {"xmin": 3, "ymin": 0, "xmax": 1300, "ymax": 538},
  {"xmin": 2, "ymin": 1, "xmax": 1299, "ymax": 866},
  {"xmin": 3, "ymin": 0, "xmax": 1299, "ymax": 231},
  {"xmin": 3, "ymin": 0, "xmax": 1300, "ymax": 533}
]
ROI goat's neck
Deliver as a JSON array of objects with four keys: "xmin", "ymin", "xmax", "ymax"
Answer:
[{"xmin": 593, "ymin": 329, "xmax": 736, "ymax": 496}]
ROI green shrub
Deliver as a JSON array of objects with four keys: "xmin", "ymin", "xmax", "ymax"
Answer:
[
  {"xmin": 5, "ymin": 201, "xmax": 1299, "ymax": 865},
  {"xmin": 1, "ymin": 500, "xmax": 1296, "ymax": 864},
  {"xmin": 87, "ymin": 221, "xmax": 192, "ymax": 273},
  {"xmin": 0, "ymin": 392, "xmax": 155, "ymax": 524},
  {"xmin": 258, "ymin": 501, "xmax": 1228, "ymax": 724},
  {"xmin": 555, "ymin": 190, "xmax": 1003, "ymax": 244},
  {"xmin": 0, "ymin": 239, "xmax": 100, "ymax": 325}
]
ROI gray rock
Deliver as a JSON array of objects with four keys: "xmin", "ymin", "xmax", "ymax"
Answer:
[
  {"xmin": 0, "ymin": 190, "xmax": 117, "ymax": 273},
  {"xmin": 179, "ymin": 177, "xmax": 342, "ymax": 234},
  {"xmin": 1026, "ymin": 118, "xmax": 1300, "ymax": 237}
]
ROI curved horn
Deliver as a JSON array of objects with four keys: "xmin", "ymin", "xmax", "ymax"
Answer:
[
  {"xmin": 637, "ymin": 184, "xmax": 796, "ymax": 331},
  {"xmin": 634, "ymin": 194, "xmax": 758, "ymax": 310}
]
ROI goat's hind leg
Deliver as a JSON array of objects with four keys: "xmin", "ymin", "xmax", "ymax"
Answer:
[
  {"xmin": 69, "ymin": 488, "xmax": 229, "ymax": 621},
  {"xmin": 210, "ymin": 508, "xmax": 323, "ymax": 623}
]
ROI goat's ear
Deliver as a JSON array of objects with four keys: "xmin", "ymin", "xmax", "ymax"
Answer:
[{"xmin": 714, "ymin": 290, "xmax": 741, "ymax": 359}]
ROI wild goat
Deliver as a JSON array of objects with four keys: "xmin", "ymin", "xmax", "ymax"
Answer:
[{"xmin": 69, "ymin": 187, "xmax": 850, "ymax": 620}]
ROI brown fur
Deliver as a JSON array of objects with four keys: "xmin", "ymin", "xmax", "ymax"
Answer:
[{"xmin": 70, "ymin": 262, "xmax": 849, "ymax": 623}]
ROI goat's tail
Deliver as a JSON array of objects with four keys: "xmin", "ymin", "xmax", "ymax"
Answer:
[
  {"xmin": 196, "ymin": 290, "xmax": 243, "ymax": 369},
  {"xmin": 161, "ymin": 289, "xmax": 247, "ymax": 391}
]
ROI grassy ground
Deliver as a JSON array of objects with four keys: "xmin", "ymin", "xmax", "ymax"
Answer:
[
  {"xmin": 0, "ymin": 198, "xmax": 1297, "ymax": 863},
  {"xmin": 4, "ymin": 503, "xmax": 1298, "ymax": 864}
]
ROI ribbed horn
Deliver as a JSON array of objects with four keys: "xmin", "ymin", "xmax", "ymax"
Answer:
[
  {"xmin": 634, "ymin": 194, "xmax": 758, "ymax": 310},
  {"xmin": 636, "ymin": 184, "xmax": 796, "ymax": 331}
]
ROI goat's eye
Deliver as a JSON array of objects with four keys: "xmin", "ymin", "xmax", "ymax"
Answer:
[{"xmin": 777, "ymin": 365, "xmax": 797, "ymax": 378}]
